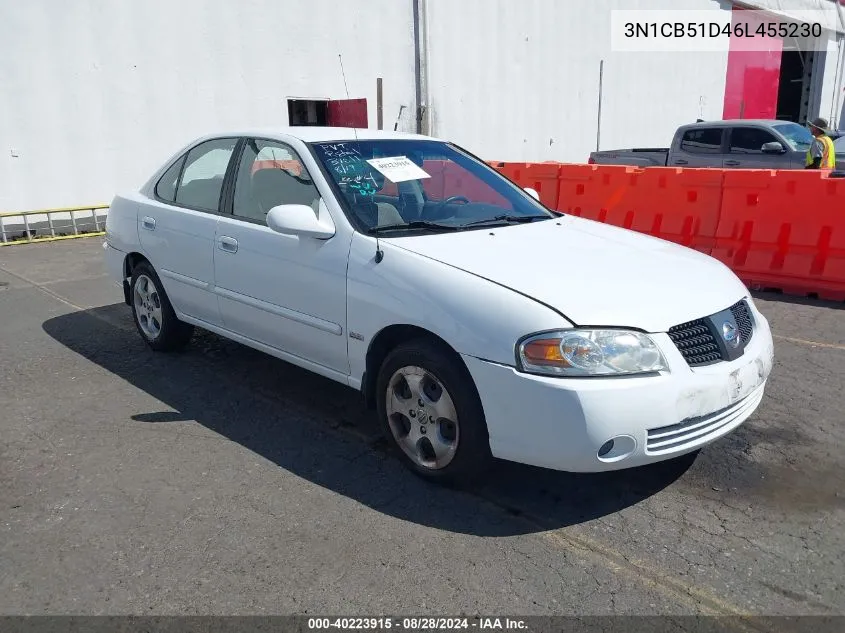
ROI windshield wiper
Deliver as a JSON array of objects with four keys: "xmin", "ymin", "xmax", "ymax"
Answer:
[
  {"xmin": 368, "ymin": 221, "xmax": 462, "ymax": 234},
  {"xmin": 461, "ymin": 214, "xmax": 551, "ymax": 228}
]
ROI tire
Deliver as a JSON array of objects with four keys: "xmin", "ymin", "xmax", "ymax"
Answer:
[
  {"xmin": 376, "ymin": 338, "xmax": 492, "ymax": 486},
  {"xmin": 130, "ymin": 261, "xmax": 194, "ymax": 352}
]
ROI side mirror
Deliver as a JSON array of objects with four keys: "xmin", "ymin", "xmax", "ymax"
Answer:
[
  {"xmin": 761, "ymin": 141, "xmax": 786, "ymax": 154},
  {"xmin": 524, "ymin": 187, "xmax": 541, "ymax": 201},
  {"xmin": 266, "ymin": 200, "xmax": 335, "ymax": 239}
]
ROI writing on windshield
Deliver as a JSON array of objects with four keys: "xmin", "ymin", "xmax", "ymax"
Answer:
[
  {"xmin": 319, "ymin": 143, "xmax": 380, "ymax": 197},
  {"xmin": 311, "ymin": 139, "xmax": 551, "ymax": 233}
]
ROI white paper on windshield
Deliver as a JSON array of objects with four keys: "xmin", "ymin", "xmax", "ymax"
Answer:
[{"xmin": 366, "ymin": 156, "xmax": 431, "ymax": 183}]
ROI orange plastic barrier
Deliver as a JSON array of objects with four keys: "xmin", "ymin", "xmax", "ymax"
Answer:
[
  {"xmin": 492, "ymin": 163, "xmax": 561, "ymax": 209},
  {"xmin": 554, "ymin": 164, "xmax": 723, "ymax": 254},
  {"xmin": 631, "ymin": 167, "xmax": 725, "ymax": 254},
  {"xmin": 556, "ymin": 163, "xmax": 641, "ymax": 221},
  {"xmin": 712, "ymin": 170, "xmax": 845, "ymax": 301}
]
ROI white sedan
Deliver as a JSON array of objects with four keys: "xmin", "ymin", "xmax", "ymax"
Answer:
[{"xmin": 104, "ymin": 127, "xmax": 774, "ymax": 485}]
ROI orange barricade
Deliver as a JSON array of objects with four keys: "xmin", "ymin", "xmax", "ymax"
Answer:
[
  {"xmin": 493, "ymin": 163, "xmax": 561, "ymax": 209},
  {"xmin": 554, "ymin": 164, "xmax": 723, "ymax": 254},
  {"xmin": 712, "ymin": 170, "xmax": 845, "ymax": 301},
  {"xmin": 556, "ymin": 164, "xmax": 641, "ymax": 221},
  {"xmin": 630, "ymin": 167, "xmax": 724, "ymax": 254}
]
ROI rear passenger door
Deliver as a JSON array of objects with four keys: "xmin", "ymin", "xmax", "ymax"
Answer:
[
  {"xmin": 725, "ymin": 127, "xmax": 791, "ymax": 169},
  {"xmin": 138, "ymin": 137, "xmax": 238, "ymax": 326},
  {"xmin": 672, "ymin": 128, "xmax": 726, "ymax": 167}
]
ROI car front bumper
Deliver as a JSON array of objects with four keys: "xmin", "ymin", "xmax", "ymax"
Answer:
[{"xmin": 462, "ymin": 302, "xmax": 774, "ymax": 473}]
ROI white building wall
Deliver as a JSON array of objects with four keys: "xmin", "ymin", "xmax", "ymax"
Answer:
[
  {"xmin": 424, "ymin": 0, "xmax": 732, "ymax": 162},
  {"xmin": 4, "ymin": 1, "xmax": 842, "ymax": 212},
  {"xmin": 0, "ymin": 0, "xmax": 416, "ymax": 211}
]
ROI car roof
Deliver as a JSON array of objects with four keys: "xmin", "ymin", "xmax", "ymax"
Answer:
[
  {"xmin": 200, "ymin": 127, "xmax": 439, "ymax": 143},
  {"xmin": 684, "ymin": 119, "xmax": 800, "ymax": 128}
]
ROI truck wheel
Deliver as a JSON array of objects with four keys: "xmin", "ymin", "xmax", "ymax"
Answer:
[
  {"xmin": 130, "ymin": 261, "xmax": 194, "ymax": 352},
  {"xmin": 376, "ymin": 339, "xmax": 492, "ymax": 486}
]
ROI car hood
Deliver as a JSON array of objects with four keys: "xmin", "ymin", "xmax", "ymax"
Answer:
[{"xmin": 386, "ymin": 215, "xmax": 748, "ymax": 333}]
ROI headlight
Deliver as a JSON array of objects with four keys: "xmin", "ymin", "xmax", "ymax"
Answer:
[{"xmin": 517, "ymin": 329, "xmax": 669, "ymax": 377}]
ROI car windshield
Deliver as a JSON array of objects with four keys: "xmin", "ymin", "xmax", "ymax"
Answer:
[
  {"xmin": 772, "ymin": 122, "xmax": 814, "ymax": 151},
  {"xmin": 309, "ymin": 139, "xmax": 553, "ymax": 233}
]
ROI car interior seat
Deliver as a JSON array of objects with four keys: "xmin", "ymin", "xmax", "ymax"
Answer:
[
  {"xmin": 176, "ymin": 176, "xmax": 225, "ymax": 211},
  {"xmin": 251, "ymin": 168, "xmax": 320, "ymax": 219}
]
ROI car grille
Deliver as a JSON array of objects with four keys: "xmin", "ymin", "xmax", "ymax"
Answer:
[
  {"xmin": 668, "ymin": 319, "xmax": 722, "ymax": 366},
  {"xmin": 730, "ymin": 299, "xmax": 754, "ymax": 343},
  {"xmin": 645, "ymin": 386, "xmax": 765, "ymax": 454},
  {"xmin": 668, "ymin": 299, "xmax": 754, "ymax": 367}
]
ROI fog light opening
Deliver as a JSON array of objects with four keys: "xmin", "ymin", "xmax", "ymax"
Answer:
[{"xmin": 597, "ymin": 435, "xmax": 637, "ymax": 463}]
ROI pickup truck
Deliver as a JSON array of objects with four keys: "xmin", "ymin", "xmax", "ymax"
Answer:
[{"xmin": 590, "ymin": 119, "xmax": 843, "ymax": 169}]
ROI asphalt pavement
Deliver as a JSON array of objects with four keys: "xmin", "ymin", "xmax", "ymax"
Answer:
[{"xmin": 0, "ymin": 238, "xmax": 843, "ymax": 618}]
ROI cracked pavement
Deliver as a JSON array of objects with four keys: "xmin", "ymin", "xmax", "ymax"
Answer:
[{"xmin": 0, "ymin": 239, "xmax": 843, "ymax": 616}]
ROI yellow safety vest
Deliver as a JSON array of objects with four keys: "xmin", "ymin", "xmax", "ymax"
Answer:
[{"xmin": 806, "ymin": 135, "xmax": 836, "ymax": 169}]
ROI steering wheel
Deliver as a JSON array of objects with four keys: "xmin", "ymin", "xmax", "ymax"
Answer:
[{"xmin": 426, "ymin": 195, "xmax": 471, "ymax": 220}]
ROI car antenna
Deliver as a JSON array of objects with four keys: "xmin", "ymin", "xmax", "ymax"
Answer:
[
  {"xmin": 338, "ymin": 54, "xmax": 358, "ymax": 143},
  {"xmin": 339, "ymin": 53, "xmax": 383, "ymax": 264}
]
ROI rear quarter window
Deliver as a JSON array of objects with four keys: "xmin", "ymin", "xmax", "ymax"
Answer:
[{"xmin": 155, "ymin": 156, "xmax": 186, "ymax": 202}]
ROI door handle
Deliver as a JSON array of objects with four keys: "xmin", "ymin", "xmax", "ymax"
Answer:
[
  {"xmin": 724, "ymin": 160, "xmax": 740, "ymax": 166},
  {"xmin": 674, "ymin": 159, "xmax": 688, "ymax": 165},
  {"xmin": 141, "ymin": 216, "xmax": 156, "ymax": 231},
  {"xmin": 218, "ymin": 236, "xmax": 238, "ymax": 253}
]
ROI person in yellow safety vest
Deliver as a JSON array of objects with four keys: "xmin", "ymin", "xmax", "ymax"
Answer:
[{"xmin": 805, "ymin": 117, "xmax": 836, "ymax": 170}]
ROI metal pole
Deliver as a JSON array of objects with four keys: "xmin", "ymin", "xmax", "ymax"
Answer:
[
  {"xmin": 377, "ymin": 78, "xmax": 384, "ymax": 130},
  {"xmin": 412, "ymin": 0, "xmax": 423, "ymax": 134},
  {"xmin": 833, "ymin": 2, "xmax": 845, "ymax": 129},
  {"xmin": 596, "ymin": 60, "xmax": 604, "ymax": 152}
]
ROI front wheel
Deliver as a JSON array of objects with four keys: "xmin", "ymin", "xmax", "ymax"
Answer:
[
  {"xmin": 130, "ymin": 262, "xmax": 194, "ymax": 351},
  {"xmin": 376, "ymin": 339, "xmax": 492, "ymax": 486}
]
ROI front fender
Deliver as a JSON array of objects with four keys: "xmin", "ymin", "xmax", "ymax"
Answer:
[{"xmin": 346, "ymin": 232, "xmax": 572, "ymax": 386}]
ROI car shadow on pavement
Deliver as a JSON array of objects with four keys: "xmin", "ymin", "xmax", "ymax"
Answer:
[{"xmin": 43, "ymin": 304, "xmax": 694, "ymax": 537}]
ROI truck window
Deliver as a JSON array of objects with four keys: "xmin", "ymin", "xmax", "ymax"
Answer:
[
  {"xmin": 679, "ymin": 129, "xmax": 723, "ymax": 154},
  {"xmin": 729, "ymin": 128, "xmax": 778, "ymax": 154}
]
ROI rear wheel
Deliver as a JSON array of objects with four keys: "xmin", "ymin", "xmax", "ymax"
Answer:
[
  {"xmin": 130, "ymin": 261, "xmax": 193, "ymax": 351},
  {"xmin": 376, "ymin": 339, "xmax": 492, "ymax": 486}
]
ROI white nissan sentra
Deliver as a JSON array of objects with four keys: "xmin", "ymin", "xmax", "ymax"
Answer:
[{"xmin": 104, "ymin": 128, "xmax": 774, "ymax": 485}]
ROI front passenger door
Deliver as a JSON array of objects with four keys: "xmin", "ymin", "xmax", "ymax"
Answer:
[
  {"xmin": 213, "ymin": 138, "xmax": 352, "ymax": 376},
  {"xmin": 725, "ymin": 127, "xmax": 791, "ymax": 169}
]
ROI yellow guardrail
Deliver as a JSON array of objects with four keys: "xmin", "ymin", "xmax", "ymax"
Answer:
[{"xmin": 0, "ymin": 205, "xmax": 109, "ymax": 246}]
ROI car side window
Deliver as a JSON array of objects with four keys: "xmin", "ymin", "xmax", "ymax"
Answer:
[
  {"xmin": 730, "ymin": 128, "xmax": 778, "ymax": 154},
  {"xmin": 232, "ymin": 139, "xmax": 320, "ymax": 223},
  {"xmin": 680, "ymin": 128, "xmax": 723, "ymax": 154},
  {"xmin": 174, "ymin": 138, "xmax": 238, "ymax": 211},
  {"xmin": 155, "ymin": 156, "xmax": 186, "ymax": 202}
]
